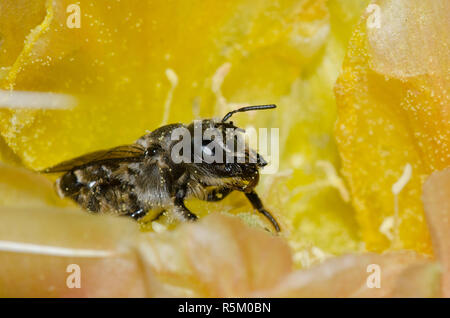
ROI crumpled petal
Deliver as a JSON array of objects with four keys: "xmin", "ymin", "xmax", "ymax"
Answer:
[
  {"xmin": 334, "ymin": 0, "xmax": 449, "ymax": 253},
  {"xmin": 367, "ymin": 0, "xmax": 449, "ymax": 79},
  {"xmin": 0, "ymin": 207, "xmax": 444, "ymax": 297},
  {"xmin": 0, "ymin": 162, "xmax": 63, "ymax": 207},
  {"xmin": 252, "ymin": 252, "xmax": 439, "ymax": 297},
  {"xmin": 0, "ymin": 205, "xmax": 146, "ymax": 297},
  {"xmin": 423, "ymin": 168, "xmax": 450, "ymax": 297},
  {"xmin": 138, "ymin": 213, "xmax": 293, "ymax": 297},
  {"xmin": 138, "ymin": 213, "xmax": 442, "ymax": 297}
]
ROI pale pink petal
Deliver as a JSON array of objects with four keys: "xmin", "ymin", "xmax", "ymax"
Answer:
[
  {"xmin": 138, "ymin": 213, "xmax": 293, "ymax": 297},
  {"xmin": 367, "ymin": 0, "xmax": 450, "ymax": 78},
  {"xmin": 423, "ymin": 168, "xmax": 450, "ymax": 297},
  {"xmin": 253, "ymin": 252, "xmax": 439, "ymax": 297},
  {"xmin": 0, "ymin": 206, "xmax": 146, "ymax": 297}
]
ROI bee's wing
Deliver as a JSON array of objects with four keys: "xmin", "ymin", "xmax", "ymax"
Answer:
[{"xmin": 42, "ymin": 144, "xmax": 146, "ymax": 173}]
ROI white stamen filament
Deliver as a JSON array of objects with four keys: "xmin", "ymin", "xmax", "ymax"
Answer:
[
  {"xmin": 161, "ymin": 68, "xmax": 178, "ymax": 125},
  {"xmin": 211, "ymin": 62, "xmax": 231, "ymax": 115},
  {"xmin": 391, "ymin": 163, "xmax": 412, "ymax": 245},
  {"xmin": 0, "ymin": 89, "xmax": 77, "ymax": 109},
  {"xmin": 0, "ymin": 240, "xmax": 115, "ymax": 258}
]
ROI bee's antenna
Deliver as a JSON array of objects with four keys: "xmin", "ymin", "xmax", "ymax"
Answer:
[{"xmin": 221, "ymin": 104, "xmax": 277, "ymax": 122}]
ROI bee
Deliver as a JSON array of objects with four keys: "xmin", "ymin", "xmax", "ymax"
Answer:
[{"xmin": 43, "ymin": 104, "xmax": 280, "ymax": 232}]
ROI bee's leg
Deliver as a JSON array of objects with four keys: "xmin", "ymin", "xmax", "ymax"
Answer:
[
  {"xmin": 129, "ymin": 209, "xmax": 165, "ymax": 222},
  {"xmin": 245, "ymin": 190, "xmax": 281, "ymax": 232},
  {"xmin": 205, "ymin": 187, "xmax": 233, "ymax": 202},
  {"xmin": 174, "ymin": 187, "xmax": 198, "ymax": 221},
  {"xmin": 151, "ymin": 209, "xmax": 166, "ymax": 222}
]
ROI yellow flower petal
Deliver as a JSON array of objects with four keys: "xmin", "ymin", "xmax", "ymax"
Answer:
[{"xmin": 335, "ymin": 0, "xmax": 449, "ymax": 254}]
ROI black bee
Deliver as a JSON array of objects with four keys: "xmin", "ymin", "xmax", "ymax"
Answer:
[{"xmin": 43, "ymin": 104, "xmax": 280, "ymax": 232}]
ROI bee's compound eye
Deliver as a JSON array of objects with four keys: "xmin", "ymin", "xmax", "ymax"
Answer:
[{"xmin": 145, "ymin": 145, "xmax": 160, "ymax": 156}]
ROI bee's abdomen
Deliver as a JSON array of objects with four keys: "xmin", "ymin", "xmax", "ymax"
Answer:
[{"xmin": 56, "ymin": 168, "xmax": 145, "ymax": 216}]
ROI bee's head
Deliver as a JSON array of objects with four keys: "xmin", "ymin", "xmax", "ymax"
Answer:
[{"xmin": 183, "ymin": 105, "xmax": 276, "ymax": 167}]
